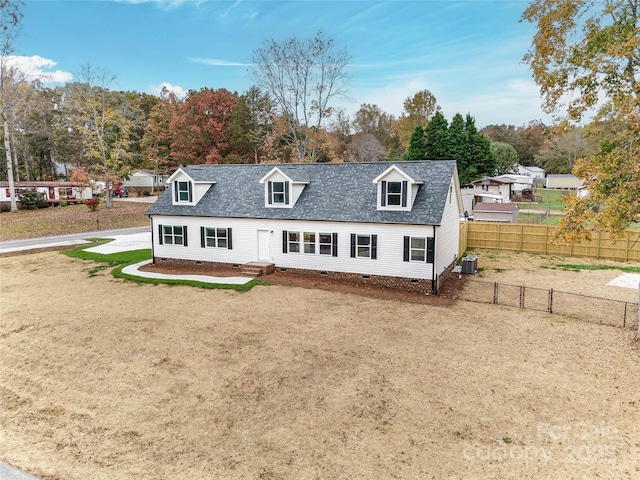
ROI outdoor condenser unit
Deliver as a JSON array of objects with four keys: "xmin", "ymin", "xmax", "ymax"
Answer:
[{"xmin": 461, "ymin": 256, "xmax": 478, "ymax": 275}]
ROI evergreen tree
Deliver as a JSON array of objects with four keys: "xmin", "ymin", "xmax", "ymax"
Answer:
[
  {"xmin": 464, "ymin": 113, "xmax": 495, "ymax": 183},
  {"xmin": 406, "ymin": 125, "xmax": 426, "ymax": 160},
  {"xmin": 447, "ymin": 113, "xmax": 471, "ymax": 175},
  {"xmin": 423, "ymin": 111, "xmax": 449, "ymax": 159}
]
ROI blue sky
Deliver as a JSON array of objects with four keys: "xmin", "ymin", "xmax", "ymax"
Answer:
[{"xmin": 18, "ymin": 0, "xmax": 551, "ymax": 128}]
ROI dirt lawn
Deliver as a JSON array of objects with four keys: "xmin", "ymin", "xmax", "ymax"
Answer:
[{"xmin": 1, "ymin": 249, "xmax": 639, "ymax": 479}]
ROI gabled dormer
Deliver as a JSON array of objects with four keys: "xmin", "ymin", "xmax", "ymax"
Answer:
[
  {"xmin": 167, "ymin": 167, "xmax": 215, "ymax": 206},
  {"xmin": 259, "ymin": 166, "xmax": 309, "ymax": 209},
  {"xmin": 372, "ymin": 165, "xmax": 423, "ymax": 211}
]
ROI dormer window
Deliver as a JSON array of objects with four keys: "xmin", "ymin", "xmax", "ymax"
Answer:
[
  {"xmin": 373, "ymin": 165, "xmax": 421, "ymax": 211},
  {"xmin": 381, "ymin": 180, "xmax": 408, "ymax": 208},
  {"xmin": 176, "ymin": 181, "xmax": 192, "ymax": 202},
  {"xmin": 269, "ymin": 181, "xmax": 289, "ymax": 205}
]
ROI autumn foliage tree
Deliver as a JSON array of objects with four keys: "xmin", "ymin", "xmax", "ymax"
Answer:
[
  {"xmin": 169, "ymin": 88, "xmax": 238, "ymax": 164},
  {"xmin": 522, "ymin": 0, "xmax": 640, "ymax": 239}
]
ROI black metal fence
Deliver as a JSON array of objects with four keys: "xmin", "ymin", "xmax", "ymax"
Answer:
[{"xmin": 457, "ymin": 279, "xmax": 639, "ymax": 330}]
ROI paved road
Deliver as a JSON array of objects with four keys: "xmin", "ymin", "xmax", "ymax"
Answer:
[{"xmin": 0, "ymin": 226, "xmax": 150, "ymax": 254}]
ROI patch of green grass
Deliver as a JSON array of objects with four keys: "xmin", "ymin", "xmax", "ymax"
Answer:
[
  {"xmin": 61, "ymin": 239, "xmax": 267, "ymax": 291},
  {"xmin": 518, "ymin": 213, "xmax": 561, "ymax": 225},
  {"xmin": 536, "ymin": 189, "xmax": 567, "ymax": 210},
  {"xmin": 112, "ymin": 264, "xmax": 268, "ymax": 291},
  {"xmin": 62, "ymin": 239, "xmax": 152, "ymax": 266},
  {"xmin": 553, "ymin": 264, "xmax": 640, "ymax": 273}
]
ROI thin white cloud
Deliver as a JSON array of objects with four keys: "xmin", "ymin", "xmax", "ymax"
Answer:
[
  {"xmin": 189, "ymin": 57, "xmax": 252, "ymax": 67},
  {"xmin": 115, "ymin": 0, "xmax": 205, "ymax": 9},
  {"xmin": 5, "ymin": 55, "xmax": 73, "ymax": 84},
  {"xmin": 148, "ymin": 82, "xmax": 187, "ymax": 97}
]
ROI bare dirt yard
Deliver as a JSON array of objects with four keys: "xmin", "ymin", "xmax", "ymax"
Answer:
[{"xmin": 1, "ymin": 248, "xmax": 639, "ymax": 479}]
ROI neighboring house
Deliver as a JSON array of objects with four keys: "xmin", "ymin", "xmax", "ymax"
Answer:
[
  {"xmin": 0, "ymin": 181, "xmax": 92, "ymax": 209},
  {"xmin": 496, "ymin": 174, "xmax": 534, "ymax": 192},
  {"xmin": 473, "ymin": 202, "xmax": 519, "ymax": 223},
  {"xmin": 517, "ymin": 164, "xmax": 546, "ymax": 181},
  {"xmin": 546, "ymin": 174, "xmax": 584, "ymax": 189},
  {"xmin": 465, "ymin": 177, "xmax": 513, "ymax": 199},
  {"xmin": 146, "ymin": 161, "xmax": 463, "ymax": 293},
  {"xmin": 126, "ymin": 170, "xmax": 169, "ymax": 192}
]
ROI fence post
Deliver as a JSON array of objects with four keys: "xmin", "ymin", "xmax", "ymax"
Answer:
[
  {"xmin": 548, "ymin": 288, "xmax": 553, "ymax": 314},
  {"xmin": 494, "ymin": 282, "xmax": 498, "ymax": 305}
]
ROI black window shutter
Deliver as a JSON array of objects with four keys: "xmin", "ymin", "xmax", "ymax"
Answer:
[
  {"xmin": 350, "ymin": 234, "xmax": 356, "ymax": 258},
  {"xmin": 427, "ymin": 237, "xmax": 435, "ymax": 263},
  {"xmin": 158, "ymin": 224, "xmax": 164, "ymax": 245},
  {"xmin": 284, "ymin": 182, "xmax": 290, "ymax": 204},
  {"xmin": 200, "ymin": 226, "xmax": 205, "ymax": 248},
  {"xmin": 183, "ymin": 226, "xmax": 188, "ymax": 247},
  {"xmin": 268, "ymin": 182, "xmax": 273, "ymax": 204},
  {"xmin": 173, "ymin": 183, "xmax": 178, "ymax": 202},
  {"xmin": 402, "ymin": 181, "xmax": 408, "ymax": 207},
  {"xmin": 381, "ymin": 181, "xmax": 386, "ymax": 207},
  {"xmin": 227, "ymin": 228, "xmax": 233, "ymax": 249},
  {"xmin": 371, "ymin": 235, "xmax": 378, "ymax": 260},
  {"xmin": 282, "ymin": 230, "xmax": 288, "ymax": 253},
  {"xmin": 332, "ymin": 233, "xmax": 338, "ymax": 257},
  {"xmin": 188, "ymin": 182, "xmax": 193, "ymax": 202},
  {"xmin": 403, "ymin": 236, "xmax": 410, "ymax": 262}
]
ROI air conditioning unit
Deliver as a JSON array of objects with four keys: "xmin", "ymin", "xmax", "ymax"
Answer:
[{"xmin": 461, "ymin": 256, "xmax": 478, "ymax": 275}]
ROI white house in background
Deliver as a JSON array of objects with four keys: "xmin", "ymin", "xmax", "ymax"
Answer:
[
  {"xmin": 496, "ymin": 174, "xmax": 534, "ymax": 192},
  {"xmin": 146, "ymin": 161, "xmax": 463, "ymax": 293},
  {"xmin": 465, "ymin": 177, "xmax": 513, "ymax": 199},
  {"xmin": 473, "ymin": 202, "xmax": 519, "ymax": 223},
  {"xmin": 0, "ymin": 181, "xmax": 92, "ymax": 208},
  {"xmin": 517, "ymin": 164, "xmax": 546, "ymax": 181},
  {"xmin": 126, "ymin": 170, "xmax": 169, "ymax": 192},
  {"xmin": 546, "ymin": 174, "xmax": 584, "ymax": 189}
]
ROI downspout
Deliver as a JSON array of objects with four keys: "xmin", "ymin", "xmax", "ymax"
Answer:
[
  {"xmin": 149, "ymin": 215, "xmax": 156, "ymax": 265},
  {"xmin": 431, "ymin": 224, "xmax": 437, "ymax": 294}
]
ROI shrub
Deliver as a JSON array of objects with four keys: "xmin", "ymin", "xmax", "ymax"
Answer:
[
  {"xmin": 85, "ymin": 198, "xmax": 100, "ymax": 211},
  {"xmin": 18, "ymin": 189, "xmax": 48, "ymax": 209}
]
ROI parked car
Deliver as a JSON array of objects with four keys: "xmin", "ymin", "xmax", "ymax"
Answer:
[{"xmin": 113, "ymin": 187, "xmax": 129, "ymax": 198}]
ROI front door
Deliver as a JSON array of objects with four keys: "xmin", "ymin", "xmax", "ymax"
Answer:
[{"xmin": 257, "ymin": 230, "xmax": 270, "ymax": 261}]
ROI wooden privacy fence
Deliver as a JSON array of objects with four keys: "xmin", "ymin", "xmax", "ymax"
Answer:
[{"xmin": 459, "ymin": 221, "xmax": 640, "ymax": 262}]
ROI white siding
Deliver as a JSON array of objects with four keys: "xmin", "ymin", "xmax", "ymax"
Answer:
[
  {"xmin": 151, "ymin": 215, "xmax": 440, "ymax": 280},
  {"xmin": 435, "ymin": 178, "xmax": 461, "ymax": 274},
  {"xmin": 375, "ymin": 169, "xmax": 419, "ymax": 210}
]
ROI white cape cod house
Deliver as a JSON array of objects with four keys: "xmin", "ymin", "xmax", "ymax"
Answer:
[{"xmin": 146, "ymin": 160, "xmax": 463, "ymax": 293}]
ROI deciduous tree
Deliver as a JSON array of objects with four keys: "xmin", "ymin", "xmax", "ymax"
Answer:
[
  {"xmin": 522, "ymin": 0, "xmax": 640, "ymax": 238},
  {"xmin": 252, "ymin": 31, "xmax": 350, "ymax": 162},
  {"xmin": 490, "ymin": 141, "xmax": 519, "ymax": 176},
  {"xmin": 0, "ymin": 0, "xmax": 23, "ymax": 211}
]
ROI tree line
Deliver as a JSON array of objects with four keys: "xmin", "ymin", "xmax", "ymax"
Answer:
[{"xmin": 1, "ymin": 0, "xmax": 637, "ymax": 240}]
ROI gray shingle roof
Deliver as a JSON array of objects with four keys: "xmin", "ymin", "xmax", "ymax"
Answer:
[{"xmin": 147, "ymin": 160, "xmax": 457, "ymax": 225}]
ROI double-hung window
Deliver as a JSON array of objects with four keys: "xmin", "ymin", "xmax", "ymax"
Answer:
[
  {"xmin": 201, "ymin": 227, "xmax": 232, "ymax": 249},
  {"xmin": 350, "ymin": 234, "xmax": 377, "ymax": 259},
  {"xmin": 318, "ymin": 233, "xmax": 338, "ymax": 256},
  {"xmin": 174, "ymin": 181, "xmax": 192, "ymax": 203},
  {"xmin": 381, "ymin": 180, "xmax": 408, "ymax": 208},
  {"xmin": 283, "ymin": 231, "xmax": 300, "ymax": 253},
  {"xmin": 303, "ymin": 232, "xmax": 315, "ymax": 254},
  {"xmin": 159, "ymin": 225, "xmax": 187, "ymax": 246},
  {"xmin": 268, "ymin": 181, "xmax": 289, "ymax": 205},
  {"xmin": 403, "ymin": 236, "xmax": 434, "ymax": 263}
]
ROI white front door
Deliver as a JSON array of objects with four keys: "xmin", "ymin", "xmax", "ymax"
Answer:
[{"xmin": 257, "ymin": 230, "xmax": 270, "ymax": 261}]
